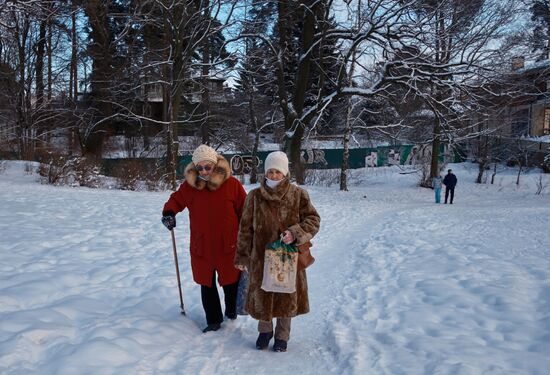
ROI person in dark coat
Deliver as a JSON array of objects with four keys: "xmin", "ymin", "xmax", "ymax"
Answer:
[
  {"xmin": 234, "ymin": 151, "xmax": 320, "ymax": 352},
  {"xmin": 443, "ymin": 168, "xmax": 457, "ymax": 204},
  {"xmin": 161, "ymin": 144, "xmax": 247, "ymax": 333}
]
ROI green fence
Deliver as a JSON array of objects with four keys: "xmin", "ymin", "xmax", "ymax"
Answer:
[
  {"xmin": 223, "ymin": 144, "xmax": 455, "ymax": 174},
  {"xmin": 102, "ymin": 144, "xmax": 460, "ymax": 178}
]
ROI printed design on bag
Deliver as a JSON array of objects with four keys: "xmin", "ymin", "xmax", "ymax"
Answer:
[
  {"xmin": 266, "ymin": 239, "xmax": 298, "ymax": 263},
  {"xmin": 266, "ymin": 239, "xmax": 298, "ymax": 284}
]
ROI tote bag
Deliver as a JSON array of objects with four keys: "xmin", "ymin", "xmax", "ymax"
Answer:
[{"xmin": 260, "ymin": 237, "xmax": 299, "ymax": 293}]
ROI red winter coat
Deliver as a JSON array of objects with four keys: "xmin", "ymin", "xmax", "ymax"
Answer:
[{"xmin": 163, "ymin": 155, "xmax": 247, "ymax": 287}]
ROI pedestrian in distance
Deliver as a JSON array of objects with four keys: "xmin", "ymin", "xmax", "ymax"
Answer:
[
  {"xmin": 234, "ymin": 151, "xmax": 321, "ymax": 352},
  {"xmin": 161, "ymin": 144, "xmax": 247, "ymax": 333},
  {"xmin": 432, "ymin": 172, "xmax": 443, "ymax": 204},
  {"xmin": 443, "ymin": 168, "xmax": 458, "ymax": 204}
]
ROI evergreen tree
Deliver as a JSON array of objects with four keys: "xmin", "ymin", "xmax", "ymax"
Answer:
[
  {"xmin": 235, "ymin": 1, "xmax": 278, "ymax": 182},
  {"xmin": 531, "ymin": 0, "xmax": 550, "ymax": 60}
]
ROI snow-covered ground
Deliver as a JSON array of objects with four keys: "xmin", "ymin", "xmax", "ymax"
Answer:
[
  {"xmin": 1, "ymin": 161, "xmax": 549, "ymax": 375},
  {"xmin": 524, "ymin": 135, "xmax": 550, "ymax": 144}
]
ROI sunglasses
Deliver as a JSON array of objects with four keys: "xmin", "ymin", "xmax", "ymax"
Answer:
[{"xmin": 196, "ymin": 165, "xmax": 213, "ymax": 172}]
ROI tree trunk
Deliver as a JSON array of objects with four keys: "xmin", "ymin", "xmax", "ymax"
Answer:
[
  {"xmin": 35, "ymin": 20, "xmax": 46, "ymax": 107},
  {"xmin": 288, "ymin": 1, "xmax": 317, "ymax": 184},
  {"xmin": 83, "ymin": 1, "xmax": 115, "ymax": 157},
  {"xmin": 340, "ymin": 95, "xmax": 355, "ymax": 191},
  {"xmin": 163, "ymin": 27, "xmax": 178, "ymax": 191},
  {"xmin": 70, "ymin": 7, "xmax": 77, "ymax": 101},
  {"xmin": 250, "ymin": 130, "xmax": 261, "ymax": 184},
  {"xmin": 248, "ymin": 93, "xmax": 260, "ymax": 184},
  {"xmin": 476, "ymin": 160, "xmax": 486, "ymax": 184},
  {"xmin": 34, "ymin": 16, "xmax": 47, "ymax": 149},
  {"xmin": 15, "ymin": 14, "xmax": 31, "ymax": 159},
  {"xmin": 286, "ymin": 125, "xmax": 305, "ymax": 183},
  {"xmin": 340, "ymin": 1, "xmax": 359, "ymax": 192},
  {"xmin": 340, "ymin": 122, "xmax": 351, "ymax": 191},
  {"xmin": 164, "ymin": 82, "xmax": 178, "ymax": 191},
  {"xmin": 277, "ymin": 0, "xmax": 322, "ymax": 185},
  {"xmin": 200, "ymin": 24, "xmax": 210, "ymax": 144},
  {"xmin": 47, "ymin": 18, "xmax": 53, "ymax": 103},
  {"xmin": 429, "ymin": 116, "xmax": 441, "ymax": 186}
]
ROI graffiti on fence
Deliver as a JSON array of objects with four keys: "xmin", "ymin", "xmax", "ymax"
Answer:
[
  {"xmin": 230, "ymin": 155, "xmax": 261, "ymax": 175},
  {"xmin": 365, "ymin": 151, "xmax": 378, "ymax": 167},
  {"xmin": 388, "ymin": 149, "xmax": 401, "ymax": 166},
  {"xmin": 301, "ymin": 149, "xmax": 328, "ymax": 166}
]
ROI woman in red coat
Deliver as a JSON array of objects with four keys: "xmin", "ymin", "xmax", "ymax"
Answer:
[{"xmin": 162, "ymin": 145, "xmax": 247, "ymax": 333}]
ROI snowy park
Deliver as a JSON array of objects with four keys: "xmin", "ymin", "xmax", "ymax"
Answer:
[{"xmin": 1, "ymin": 160, "xmax": 549, "ymax": 374}]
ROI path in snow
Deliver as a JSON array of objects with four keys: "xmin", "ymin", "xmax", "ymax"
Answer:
[{"xmin": 319, "ymin": 184, "xmax": 550, "ymax": 374}]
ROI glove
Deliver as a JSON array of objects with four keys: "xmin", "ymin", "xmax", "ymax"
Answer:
[{"xmin": 161, "ymin": 212, "xmax": 176, "ymax": 230}]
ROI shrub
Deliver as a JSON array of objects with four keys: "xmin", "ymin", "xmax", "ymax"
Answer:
[
  {"xmin": 110, "ymin": 159, "xmax": 165, "ymax": 191},
  {"xmin": 38, "ymin": 154, "xmax": 102, "ymax": 187},
  {"xmin": 305, "ymin": 169, "xmax": 340, "ymax": 187},
  {"xmin": 110, "ymin": 160, "xmax": 143, "ymax": 190}
]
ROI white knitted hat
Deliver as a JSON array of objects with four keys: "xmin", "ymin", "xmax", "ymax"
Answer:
[
  {"xmin": 192, "ymin": 144, "xmax": 218, "ymax": 165},
  {"xmin": 264, "ymin": 151, "xmax": 289, "ymax": 176}
]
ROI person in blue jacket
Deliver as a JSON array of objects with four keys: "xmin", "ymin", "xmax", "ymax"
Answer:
[
  {"xmin": 443, "ymin": 169, "xmax": 457, "ymax": 204},
  {"xmin": 432, "ymin": 173, "xmax": 443, "ymax": 203}
]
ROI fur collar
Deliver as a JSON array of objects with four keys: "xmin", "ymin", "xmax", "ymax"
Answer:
[
  {"xmin": 259, "ymin": 177, "xmax": 291, "ymax": 203},
  {"xmin": 184, "ymin": 155, "xmax": 231, "ymax": 191}
]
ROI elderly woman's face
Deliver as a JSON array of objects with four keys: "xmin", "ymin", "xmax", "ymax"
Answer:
[
  {"xmin": 266, "ymin": 168, "xmax": 285, "ymax": 181},
  {"xmin": 196, "ymin": 161, "xmax": 215, "ymax": 178}
]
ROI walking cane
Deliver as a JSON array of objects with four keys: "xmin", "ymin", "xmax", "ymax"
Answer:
[{"xmin": 170, "ymin": 229, "xmax": 186, "ymax": 315}]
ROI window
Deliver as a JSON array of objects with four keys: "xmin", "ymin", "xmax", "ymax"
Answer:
[
  {"xmin": 511, "ymin": 108, "xmax": 529, "ymax": 136},
  {"xmin": 544, "ymin": 108, "xmax": 550, "ymax": 135}
]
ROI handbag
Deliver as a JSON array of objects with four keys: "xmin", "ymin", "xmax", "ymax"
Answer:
[
  {"xmin": 269, "ymin": 205, "xmax": 315, "ymax": 271},
  {"xmin": 236, "ymin": 270, "xmax": 249, "ymax": 315},
  {"xmin": 297, "ymin": 241, "xmax": 315, "ymax": 270}
]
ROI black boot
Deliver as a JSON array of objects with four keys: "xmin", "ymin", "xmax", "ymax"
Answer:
[
  {"xmin": 273, "ymin": 339, "xmax": 287, "ymax": 352},
  {"xmin": 255, "ymin": 332, "xmax": 273, "ymax": 350},
  {"xmin": 202, "ymin": 323, "xmax": 221, "ymax": 333}
]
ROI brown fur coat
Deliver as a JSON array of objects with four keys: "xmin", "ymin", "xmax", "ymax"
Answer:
[{"xmin": 235, "ymin": 178, "xmax": 320, "ymax": 321}]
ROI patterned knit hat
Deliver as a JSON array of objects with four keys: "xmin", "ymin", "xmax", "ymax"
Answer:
[
  {"xmin": 192, "ymin": 144, "xmax": 218, "ymax": 165},
  {"xmin": 264, "ymin": 151, "xmax": 289, "ymax": 176}
]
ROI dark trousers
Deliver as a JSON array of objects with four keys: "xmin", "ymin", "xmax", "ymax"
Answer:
[
  {"xmin": 445, "ymin": 187, "xmax": 455, "ymax": 204},
  {"xmin": 201, "ymin": 271, "xmax": 238, "ymax": 325}
]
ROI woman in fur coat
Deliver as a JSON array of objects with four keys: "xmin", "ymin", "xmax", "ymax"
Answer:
[
  {"xmin": 161, "ymin": 145, "xmax": 247, "ymax": 333},
  {"xmin": 234, "ymin": 151, "xmax": 320, "ymax": 352}
]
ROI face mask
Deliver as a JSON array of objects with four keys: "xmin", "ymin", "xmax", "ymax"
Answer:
[{"xmin": 266, "ymin": 177, "xmax": 282, "ymax": 189}]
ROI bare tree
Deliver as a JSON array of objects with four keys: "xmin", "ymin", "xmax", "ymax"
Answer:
[
  {"xmin": 0, "ymin": 1, "xmax": 89, "ymax": 159},
  {"xmin": 227, "ymin": 0, "xmax": 523, "ymax": 184},
  {"xmin": 404, "ymin": 0, "xmax": 526, "ymax": 185},
  {"xmin": 234, "ymin": 0, "xmax": 279, "ymax": 183},
  {"xmin": 72, "ymin": 1, "xmax": 237, "ymax": 188},
  {"xmin": 146, "ymin": 0, "xmax": 237, "ymax": 189}
]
